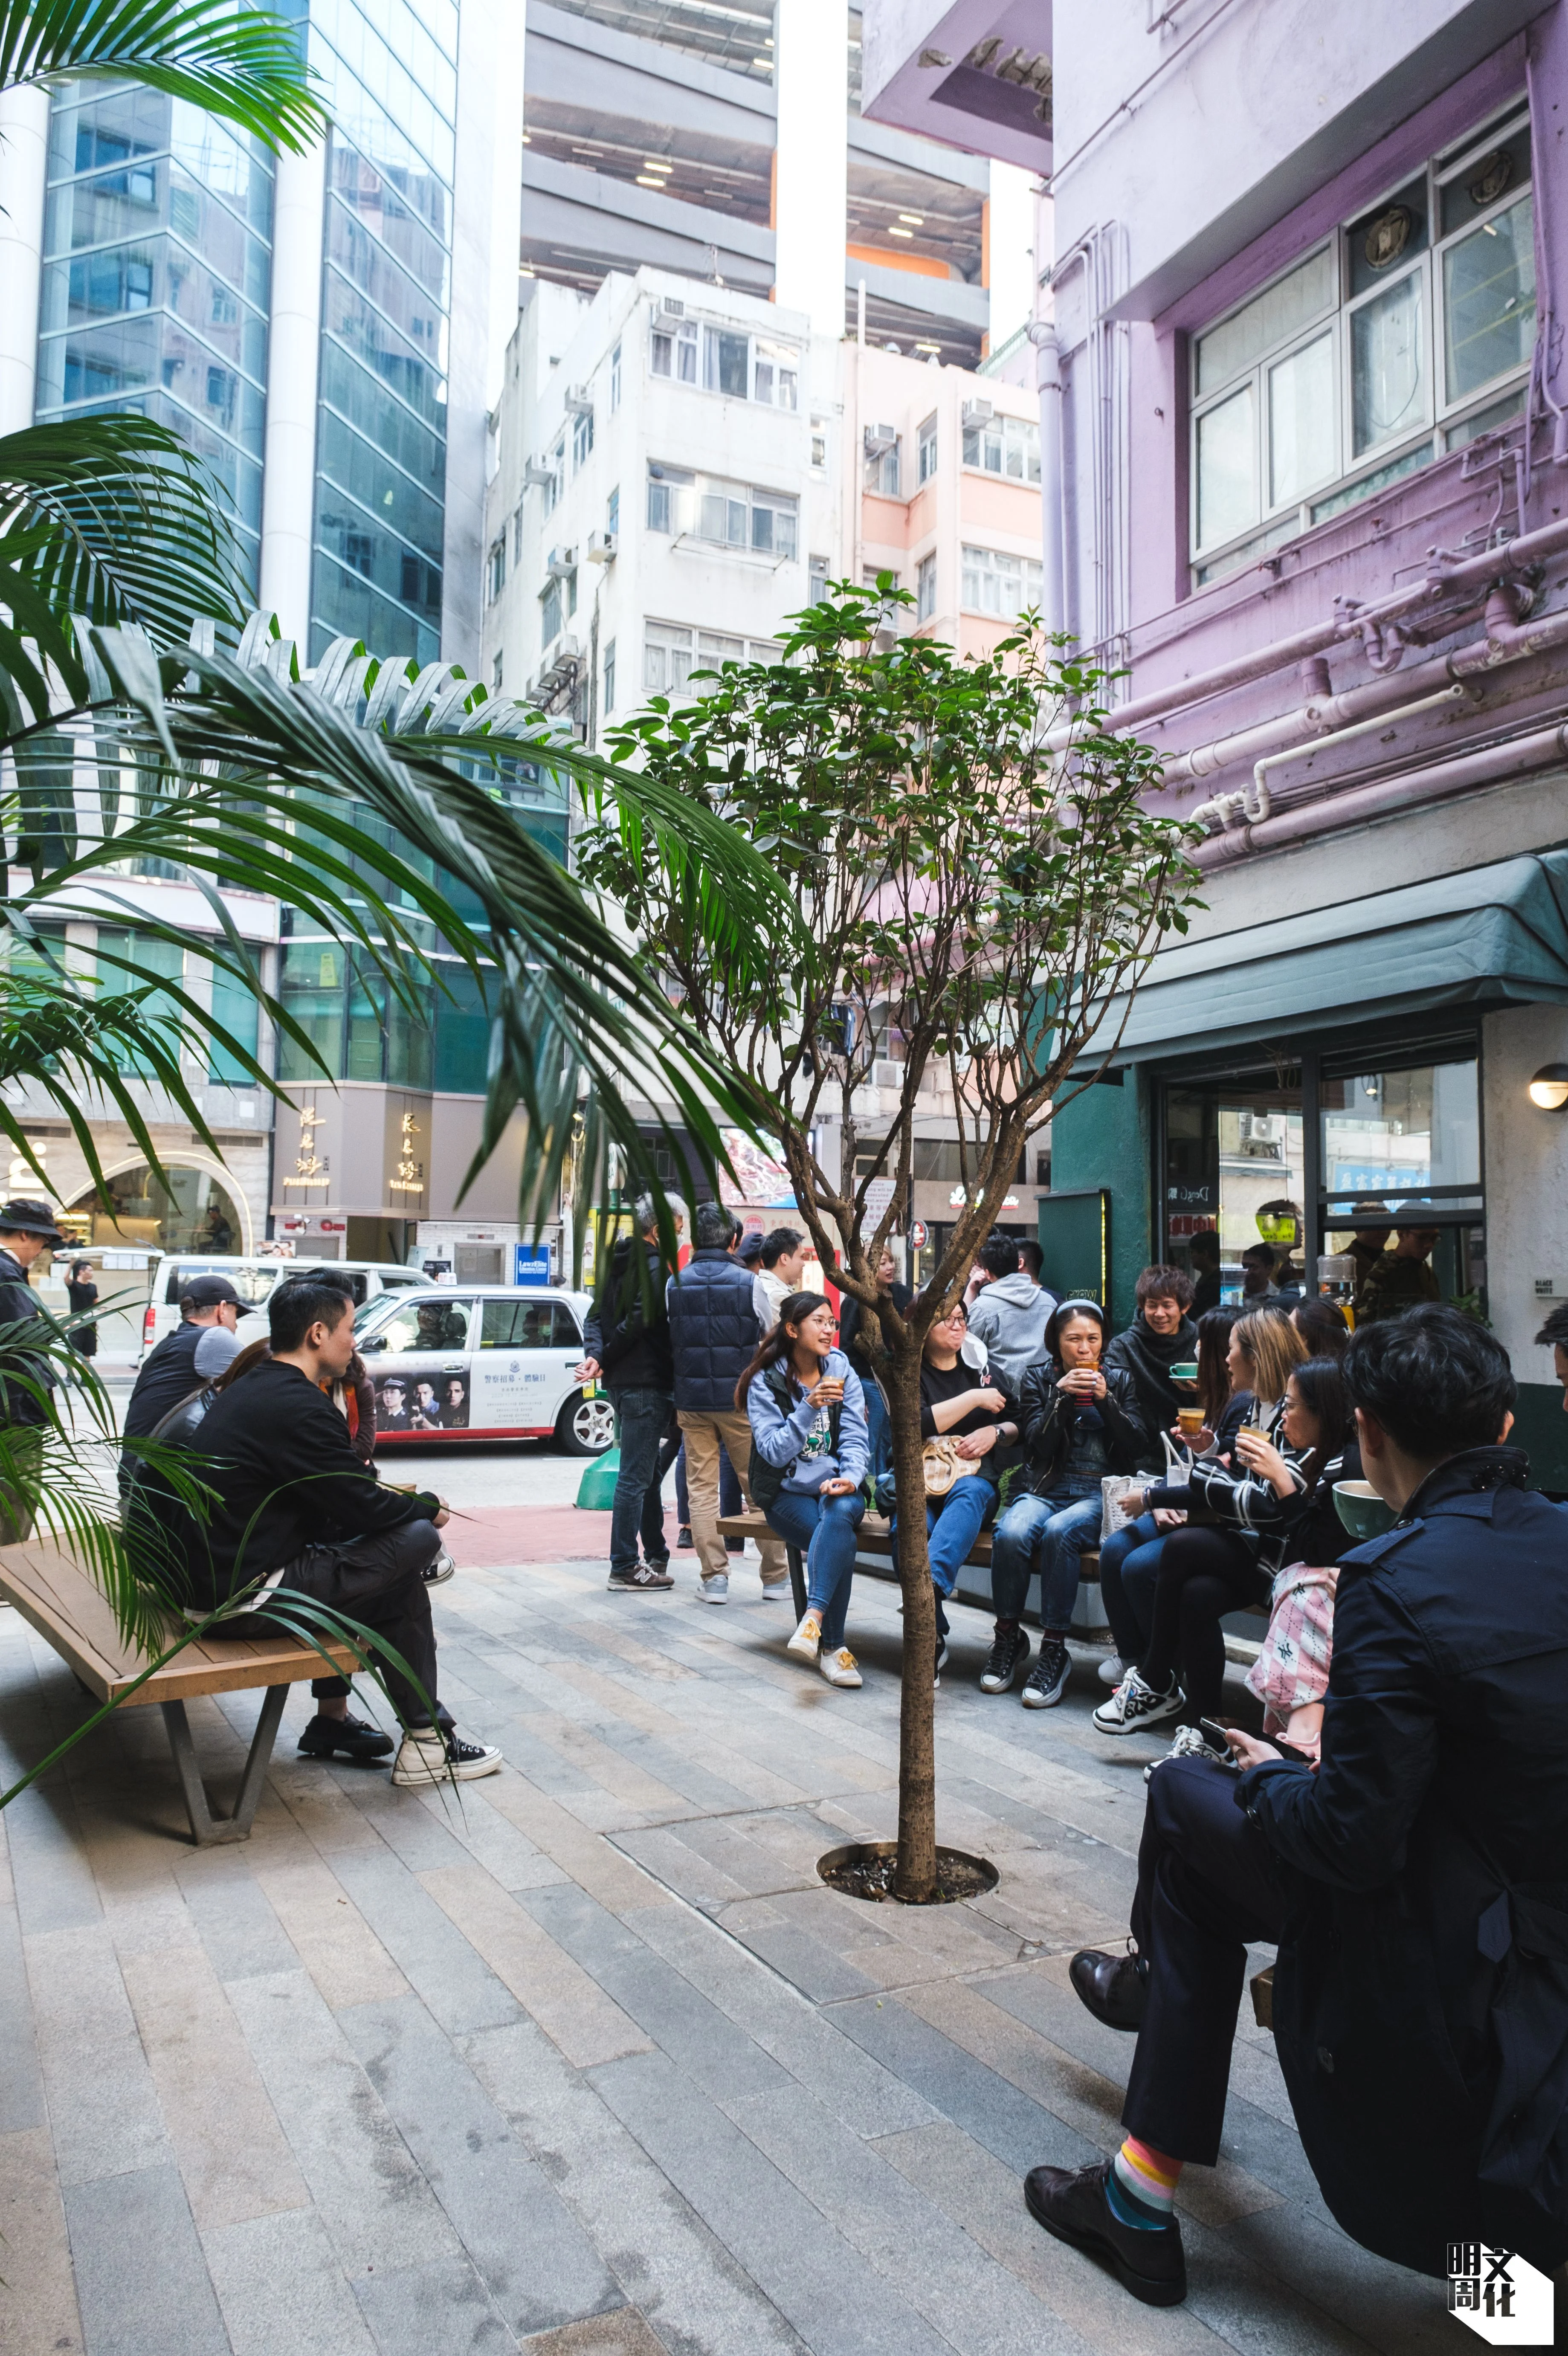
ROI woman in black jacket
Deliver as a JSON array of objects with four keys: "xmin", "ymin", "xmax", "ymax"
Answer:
[{"xmin": 985, "ymin": 1299, "xmax": 1149, "ymax": 1709}]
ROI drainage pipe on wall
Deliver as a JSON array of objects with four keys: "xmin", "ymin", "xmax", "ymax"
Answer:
[
  {"xmin": 1194, "ymin": 719, "xmax": 1568, "ymax": 867},
  {"xmin": 1043, "ymin": 513, "xmax": 1568, "ymax": 752},
  {"xmin": 1029, "ymin": 320, "xmax": 1066, "ymax": 639},
  {"xmin": 1165, "ymin": 600, "xmax": 1568, "ymax": 793}
]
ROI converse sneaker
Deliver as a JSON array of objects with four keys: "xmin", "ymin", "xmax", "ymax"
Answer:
[
  {"xmin": 607, "ymin": 1561, "xmax": 674, "ymax": 1591},
  {"xmin": 1098, "ymin": 1653, "xmax": 1127, "ymax": 1687},
  {"xmin": 819, "ymin": 1646, "xmax": 863, "ymax": 1689},
  {"xmin": 1022, "ymin": 1636, "xmax": 1071, "ymax": 1709},
  {"xmin": 980, "ymin": 1626, "xmax": 1031, "ymax": 1693},
  {"xmin": 787, "ymin": 1609, "xmax": 823, "ymax": 1662},
  {"xmin": 699, "ymin": 1573, "xmax": 729, "ymax": 1604},
  {"xmin": 1092, "ymin": 1668, "xmax": 1185, "ymax": 1736},
  {"xmin": 422, "ymin": 1551, "xmax": 455, "ymax": 1586},
  {"xmin": 391, "ymin": 1728, "xmax": 504, "ymax": 1786},
  {"xmin": 297, "ymin": 1711, "xmax": 393, "ymax": 1764}
]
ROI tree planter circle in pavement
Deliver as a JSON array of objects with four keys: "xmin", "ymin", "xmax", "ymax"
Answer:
[{"xmin": 817, "ymin": 1840, "xmax": 998, "ymax": 1905}]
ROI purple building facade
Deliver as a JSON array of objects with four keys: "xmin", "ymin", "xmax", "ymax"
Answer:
[{"xmin": 866, "ymin": 0, "xmax": 1568, "ymax": 1479}]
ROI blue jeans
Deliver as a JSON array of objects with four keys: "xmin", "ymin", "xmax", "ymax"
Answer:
[
  {"xmin": 608, "ymin": 1387, "xmax": 677, "ymax": 1577},
  {"xmin": 991, "ymin": 1480, "xmax": 1103, "ymax": 1632},
  {"xmin": 1098, "ymin": 1511, "xmax": 1168, "ymax": 1662},
  {"xmin": 894, "ymin": 1478, "xmax": 998, "ymax": 1635},
  {"xmin": 764, "ymin": 1487, "xmax": 865, "ymax": 1650}
]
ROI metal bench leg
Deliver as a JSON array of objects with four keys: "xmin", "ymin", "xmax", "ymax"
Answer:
[
  {"xmin": 161, "ymin": 1684, "xmax": 289, "ymax": 1847},
  {"xmin": 786, "ymin": 1543, "xmax": 808, "ymax": 1620}
]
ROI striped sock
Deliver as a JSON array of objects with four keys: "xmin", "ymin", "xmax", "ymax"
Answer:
[{"xmin": 1106, "ymin": 2136, "xmax": 1181, "ymax": 2230}]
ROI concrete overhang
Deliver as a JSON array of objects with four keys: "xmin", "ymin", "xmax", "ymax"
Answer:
[{"xmin": 861, "ymin": 0, "xmax": 1052, "ymax": 177}]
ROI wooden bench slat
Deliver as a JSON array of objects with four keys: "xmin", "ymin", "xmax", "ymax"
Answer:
[{"xmin": 0, "ymin": 1539, "xmax": 356, "ymax": 1705}]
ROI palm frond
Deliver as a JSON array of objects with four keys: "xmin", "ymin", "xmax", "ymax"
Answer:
[
  {"xmin": 0, "ymin": 417, "xmax": 248, "ymax": 724},
  {"xmin": 0, "ymin": 0, "xmax": 328, "ymax": 151}
]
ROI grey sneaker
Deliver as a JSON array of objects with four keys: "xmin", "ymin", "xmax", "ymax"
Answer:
[
  {"xmin": 1022, "ymin": 1637, "xmax": 1071, "ymax": 1709},
  {"xmin": 700, "ymin": 1573, "xmax": 730, "ymax": 1604},
  {"xmin": 1092, "ymin": 1669, "xmax": 1185, "ymax": 1736}
]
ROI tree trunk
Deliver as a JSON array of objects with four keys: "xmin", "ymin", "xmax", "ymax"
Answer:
[{"xmin": 882, "ymin": 1348, "xmax": 938, "ymax": 1902}]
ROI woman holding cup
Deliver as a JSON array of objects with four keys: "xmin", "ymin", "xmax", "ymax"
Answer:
[{"xmin": 740, "ymin": 1293, "xmax": 869, "ymax": 1687}]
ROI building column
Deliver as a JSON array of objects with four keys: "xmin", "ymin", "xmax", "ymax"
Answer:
[
  {"xmin": 258, "ymin": 137, "xmax": 328, "ymax": 645},
  {"xmin": 985, "ymin": 159, "xmax": 1036, "ymax": 354},
  {"xmin": 775, "ymin": 0, "xmax": 848, "ymax": 339},
  {"xmin": 0, "ymin": 84, "xmax": 49, "ymax": 436}
]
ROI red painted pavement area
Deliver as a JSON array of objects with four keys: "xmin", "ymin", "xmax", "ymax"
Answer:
[{"xmin": 442, "ymin": 1502, "xmax": 676, "ymax": 1567}]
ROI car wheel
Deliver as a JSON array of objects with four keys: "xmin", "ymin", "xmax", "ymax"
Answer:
[{"xmin": 556, "ymin": 1390, "xmax": 616, "ymax": 1456}]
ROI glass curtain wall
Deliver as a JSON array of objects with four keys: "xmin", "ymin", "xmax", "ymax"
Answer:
[
  {"xmin": 304, "ymin": 0, "xmax": 458, "ymax": 664},
  {"xmin": 36, "ymin": 81, "xmax": 275, "ymax": 583}
]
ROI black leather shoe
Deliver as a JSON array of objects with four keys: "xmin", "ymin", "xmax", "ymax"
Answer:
[
  {"xmin": 297, "ymin": 1712, "xmax": 394, "ymax": 1763},
  {"xmin": 1069, "ymin": 1947, "xmax": 1149, "ymax": 2031},
  {"xmin": 1024, "ymin": 2161, "xmax": 1186, "ymax": 2306}
]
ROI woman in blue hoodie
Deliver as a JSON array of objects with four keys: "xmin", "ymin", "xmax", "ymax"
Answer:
[{"xmin": 740, "ymin": 1292, "xmax": 870, "ymax": 1688}]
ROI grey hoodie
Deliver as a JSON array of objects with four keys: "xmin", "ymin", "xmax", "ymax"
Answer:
[{"xmin": 967, "ymin": 1271, "xmax": 1056, "ymax": 1388}]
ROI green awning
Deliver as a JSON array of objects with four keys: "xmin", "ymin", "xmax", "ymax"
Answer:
[{"xmin": 1092, "ymin": 849, "xmax": 1568, "ymax": 1066}]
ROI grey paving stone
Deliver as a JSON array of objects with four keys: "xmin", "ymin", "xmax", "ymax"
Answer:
[
  {"xmin": 64, "ymin": 2162, "xmax": 229, "ymax": 2356},
  {"xmin": 717, "ymin": 1916, "xmax": 887, "ymax": 2002},
  {"xmin": 341, "ymin": 1992, "xmax": 624, "ymax": 2338},
  {"xmin": 590, "ymin": 2046, "xmax": 955, "ymax": 2356},
  {"xmin": 353, "ymin": 2253, "xmax": 516, "ymax": 2356},
  {"xmin": 0, "ymin": 1892, "xmax": 46, "ymax": 2133},
  {"xmin": 465, "ymin": 2017, "xmax": 806, "ymax": 2356},
  {"xmin": 826, "ymin": 1992, "xmax": 1100, "ymax": 2175},
  {"xmin": 329, "ymin": 1848, "xmax": 521, "ymax": 2036},
  {"xmin": 225, "ymin": 1966, "xmax": 461, "ymax": 2279},
  {"xmin": 203, "ymin": 2206, "xmax": 381, "ymax": 2356},
  {"xmin": 177, "ymin": 1858, "xmax": 301, "ymax": 1984},
  {"xmin": 520, "ymin": 1883, "xmax": 789, "ymax": 2101},
  {"xmin": 5, "ymin": 1784, "xmax": 103, "ymax": 1936},
  {"xmin": 28, "ymin": 1923, "xmax": 170, "ymax": 2188}
]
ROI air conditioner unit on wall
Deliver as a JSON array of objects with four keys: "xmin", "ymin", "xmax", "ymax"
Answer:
[
  {"xmin": 563, "ymin": 383, "xmax": 593, "ymax": 414},
  {"xmin": 961, "ymin": 398, "xmax": 994, "ymax": 427},
  {"xmin": 545, "ymin": 545, "xmax": 576, "ymax": 577},
  {"xmin": 863, "ymin": 423, "xmax": 898, "ymax": 459},
  {"xmin": 586, "ymin": 531, "xmax": 616, "ymax": 563},
  {"xmin": 872, "ymin": 1059, "xmax": 902, "ymax": 1090},
  {"xmin": 656, "ymin": 296, "xmax": 685, "ymax": 321}
]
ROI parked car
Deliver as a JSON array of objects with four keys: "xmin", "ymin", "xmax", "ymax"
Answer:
[
  {"xmin": 140, "ymin": 1255, "xmax": 423, "ymax": 1358},
  {"xmin": 351, "ymin": 1284, "xmax": 613, "ymax": 1455}
]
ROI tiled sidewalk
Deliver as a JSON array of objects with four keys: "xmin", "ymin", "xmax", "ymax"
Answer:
[{"xmin": 0, "ymin": 1559, "xmax": 1455, "ymax": 2356}]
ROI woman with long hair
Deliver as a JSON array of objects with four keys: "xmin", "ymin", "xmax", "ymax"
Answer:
[
  {"xmin": 1290, "ymin": 1295, "xmax": 1350, "ymax": 1360},
  {"xmin": 898, "ymin": 1297, "xmax": 1018, "ymax": 1687},
  {"xmin": 740, "ymin": 1291, "xmax": 870, "ymax": 1688},
  {"xmin": 1093, "ymin": 1307, "xmax": 1311, "ymax": 1741}
]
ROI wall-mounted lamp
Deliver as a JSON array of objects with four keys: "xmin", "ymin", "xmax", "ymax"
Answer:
[{"xmin": 1527, "ymin": 1064, "xmax": 1568, "ymax": 1110}]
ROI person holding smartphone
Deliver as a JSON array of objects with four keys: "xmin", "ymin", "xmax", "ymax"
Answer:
[
  {"xmin": 896, "ymin": 1298, "xmax": 1018, "ymax": 1687},
  {"xmin": 741, "ymin": 1292, "xmax": 870, "ymax": 1689}
]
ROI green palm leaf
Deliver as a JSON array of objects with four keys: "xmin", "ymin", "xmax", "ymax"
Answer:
[{"xmin": 0, "ymin": 0, "xmax": 328, "ymax": 150}]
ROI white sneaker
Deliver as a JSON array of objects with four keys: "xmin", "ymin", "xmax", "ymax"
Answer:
[
  {"xmin": 788, "ymin": 1610, "xmax": 823, "ymax": 1661},
  {"xmin": 1098, "ymin": 1654, "xmax": 1126, "ymax": 1687},
  {"xmin": 422, "ymin": 1551, "xmax": 456, "ymax": 1586},
  {"xmin": 391, "ymin": 1729, "xmax": 504, "ymax": 1786},
  {"xmin": 760, "ymin": 1579, "xmax": 791, "ymax": 1601},
  {"xmin": 1144, "ymin": 1721, "xmax": 1230, "ymax": 1782},
  {"xmin": 1091, "ymin": 1669, "xmax": 1185, "ymax": 1736},
  {"xmin": 700, "ymin": 1574, "xmax": 730, "ymax": 1604},
  {"xmin": 819, "ymin": 1646, "xmax": 862, "ymax": 1689}
]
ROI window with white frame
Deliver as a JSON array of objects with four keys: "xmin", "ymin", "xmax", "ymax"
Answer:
[
  {"xmin": 544, "ymin": 435, "xmax": 565, "ymax": 516},
  {"xmin": 961, "ymin": 544, "xmax": 1042, "ymax": 617},
  {"xmin": 607, "ymin": 485, "xmax": 619, "ymax": 537},
  {"xmin": 603, "ymin": 637, "xmax": 615, "ymax": 712},
  {"xmin": 1190, "ymin": 107, "xmax": 1535, "ymax": 585},
  {"xmin": 644, "ymin": 622, "xmax": 788, "ymax": 697},
  {"xmin": 511, "ymin": 504, "xmax": 525, "ymax": 563},
  {"xmin": 487, "ymin": 538, "xmax": 506, "ymax": 603},
  {"xmin": 918, "ymin": 413, "xmax": 938, "ymax": 483},
  {"xmin": 864, "ymin": 434, "xmax": 901, "ymax": 498},
  {"xmin": 644, "ymin": 622, "xmax": 692, "ymax": 695},
  {"xmin": 610, "ymin": 342, "xmax": 621, "ymax": 410},
  {"xmin": 572, "ymin": 406, "xmax": 594, "ymax": 468},
  {"xmin": 651, "ymin": 314, "xmax": 698, "ymax": 382},
  {"xmin": 809, "ymin": 553, "xmax": 829, "ymax": 605},
  {"xmin": 810, "ymin": 418, "xmax": 828, "ymax": 468},
  {"xmin": 541, "ymin": 577, "xmax": 563, "ymax": 646},
  {"xmin": 916, "ymin": 551, "xmax": 936, "ymax": 620},
  {"xmin": 645, "ymin": 463, "xmax": 798, "ymax": 559},
  {"xmin": 962, "ymin": 412, "xmax": 1039, "ymax": 482},
  {"xmin": 753, "ymin": 338, "xmax": 798, "ymax": 409}
]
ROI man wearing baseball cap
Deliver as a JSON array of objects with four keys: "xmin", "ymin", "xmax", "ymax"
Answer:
[
  {"xmin": 0, "ymin": 1200, "xmax": 67, "ymax": 1542},
  {"xmin": 121, "ymin": 1272, "xmax": 244, "ymax": 1486}
]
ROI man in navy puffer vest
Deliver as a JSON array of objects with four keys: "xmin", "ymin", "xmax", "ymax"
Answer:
[{"xmin": 667, "ymin": 1200, "xmax": 787, "ymax": 1601}]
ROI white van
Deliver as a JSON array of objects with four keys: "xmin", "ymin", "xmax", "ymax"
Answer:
[
  {"xmin": 139, "ymin": 1255, "xmax": 424, "ymax": 1359},
  {"xmin": 351, "ymin": 1284, "xmax": 612, "ymax": 1455}
]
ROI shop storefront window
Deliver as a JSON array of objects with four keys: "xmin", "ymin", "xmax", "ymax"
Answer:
[
  {"xmin": 1321, "ymin": 1055, "xmax": 1484, "ymax": 1313},
  {"xmin": 1164, "ymin": 1071, "xmax": 1307, "ymax": 1307}
]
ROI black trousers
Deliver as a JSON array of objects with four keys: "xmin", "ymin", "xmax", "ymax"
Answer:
[
  {"xmin": 1124, "ymin": 1754, "xmax": 1284, "ymax": 2165},
  {"xmin": 1139, "ymin": 1524, "xmax": 1267, "ymax": 1718},
  {"xmin": 255, "ymin": 1520, "xmax": 445, "ymax": 1727}
]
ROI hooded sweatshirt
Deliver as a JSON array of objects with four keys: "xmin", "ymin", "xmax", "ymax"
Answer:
[{"xmin": 966, "ymin": 1272, "xmax": 1057, "ymax": 1389}]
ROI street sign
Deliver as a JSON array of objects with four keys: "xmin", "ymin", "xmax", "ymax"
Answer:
[
  {"xmin": 910, "ymin": 1220, "xmax": 928, "ymax": 1250},
  {"xmin": 514, "ymin": 1245, "xmax": 551, "ymax": 1286}
]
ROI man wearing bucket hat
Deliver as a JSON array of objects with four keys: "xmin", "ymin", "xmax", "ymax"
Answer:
[{"xmin": 0, "ymin": 1199, "xmax": 67, "ymax": 1542}]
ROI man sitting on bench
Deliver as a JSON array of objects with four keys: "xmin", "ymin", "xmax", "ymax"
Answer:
[{"xmin": 174, "ymin": 1275, "xmax": 501, "ymax": 1786}]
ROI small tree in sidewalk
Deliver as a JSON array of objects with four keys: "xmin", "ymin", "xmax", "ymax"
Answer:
[{"xmin": 579, "ymin": 586, "xmax": 1200, "ymax": 1900}]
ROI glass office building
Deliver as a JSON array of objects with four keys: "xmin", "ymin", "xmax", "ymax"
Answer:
[
  {"xmin": 303, "ymin": 0, "xmax": 457, "ymax": 664},
  {"xmin": 36, "ymin": 80, "xmax": 275, "ymax": 582}
]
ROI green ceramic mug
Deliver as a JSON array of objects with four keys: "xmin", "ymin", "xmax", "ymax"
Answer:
[
  {"xmin": 1170, "ymin": 1361, "xmax": 1199, "ymax": 1383},
  {"xmin": 1333, "ymin": 1479, "xmax": 1396, "ymax": 1543}
]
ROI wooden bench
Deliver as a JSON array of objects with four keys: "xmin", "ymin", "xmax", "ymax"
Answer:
[
  {"xmin": 718, "ymin": 1509, "xmax": 1105, "ymax": 1632},
  {"xmin": 0, "ymin": 1538, "xmax": 357, "ymax": 1847}
]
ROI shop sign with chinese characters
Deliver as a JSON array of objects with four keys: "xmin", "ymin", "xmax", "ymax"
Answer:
[
  {"xmin": 1446, "ymin": 2244, "xmax": 1554, "ymax": 2343},
  {"xmin": 390, "ymin": 1111, "xmax": 425, "ymax": 1198}
]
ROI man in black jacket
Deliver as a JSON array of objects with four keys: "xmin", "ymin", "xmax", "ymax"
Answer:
[
  {"xmin": 0, "ymin": 1199, "xmax": 66, "ymax": 1542},
  {"xmin": 180, "ymin": 1276, "xmax": 501, "ymax": 1784},
  {"xmin": 120, "ymin": 1273, "xmax": 243, "ymax": 1490},
  {"xmin": 1032, "ymin": 1306, "xmax": 1568, "ymax": 2305},
  {"xmin": 579, "ymin": 1198, "xmax": 679, "ymax": 1592}
]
